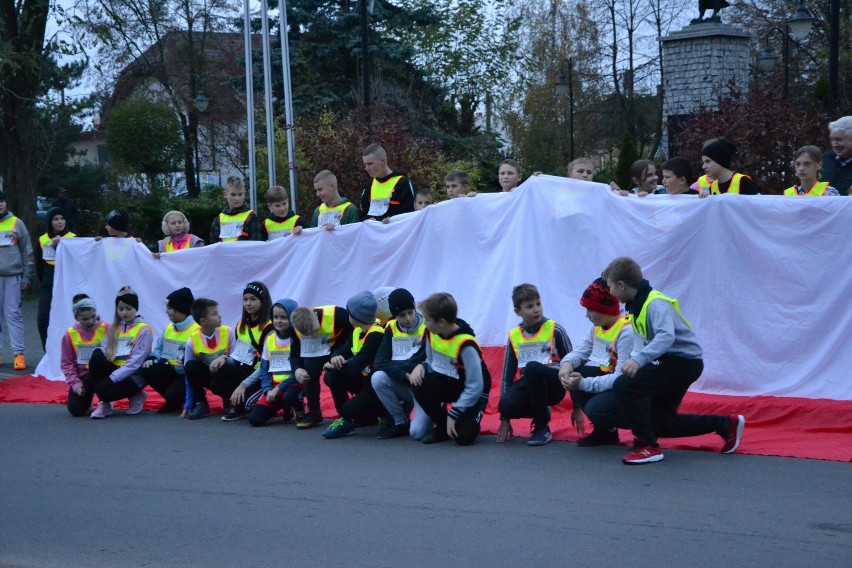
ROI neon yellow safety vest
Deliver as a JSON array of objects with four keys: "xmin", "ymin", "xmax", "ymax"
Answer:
[
  {"xmin": 294, "ymin": 306, "xmax": 337, "ymax": 357},
  {"xmin": 67, "ymin": 321, "xmax": 107, "ymax": 368},
  {"xmin": 234, "ymin": 322, "xmax": 270, "ymax": 368},
  {"xmin": 0, "ymin": 215, "xmax": 20, "ymax": 247},
  {"xmin": 633, "ymin": 291, "xmax": 691, "ymax": 340},
  {"xmin": 367, "ymin": 175, "xmax": 403, "ymax": 217},
  {"xmin": 317, "ymin": 201, "xmax": 353, "ymax": 227},
  {"xmin": 592, "ymin": 315, "xmax": 632, "ymax": 373},
  {"xmin": 265, "ymin": 215, "xmax": 299, "ymax": 240},
  {"xmin": 710, "ymin": 173, "xmax": 749, "ymax": 195},
  {"xmin": 783, "ymin": 181, "xmax": 829, "ymax": 196},
  {"xmin": 163, "ymin": 237, "xmax": 191, "ymax": 253},
  {"xmin": 218, "ymin": 210, "xmax": 254, "ymax": 242},
  {"xmin": 39, "ymin": 232, "xmax": 76, "ymax": 265},
  {"xmin": 697, "ymin": 174, "xmax": 712, "ymax": 191},
  {"xmin": 264, "ymin": 333, "xmax": 292, "ymax": 385},
  {"xmin": 113, "ymin": 321, "xmax": 153, "ymax": 367},
  {"xmin": 350, "ymin": 323, "xmax": 384, "ymax": 377},
  {"xmin": 428, "ymin": 331, "xmax": 479, "ymax": 380},
  {"xmin": 508, "ymin": 319, "xmax": 559, "ymax": 377},
  {"xmin": 387, "ymin": 319, "xmax": 426, "ymax": 360},
  {"xmin": 161, "ymin": 321, "xmax": 200, "ymax": 366},
  {"xmin": 190, "ymin": 326, "xmax": 231, "ymax": 366}
]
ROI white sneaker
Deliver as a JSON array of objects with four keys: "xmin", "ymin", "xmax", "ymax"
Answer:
[
  {"xmin": 91, "ymin": 401, "xmax": 113, "ymax": 419},
  {"xmin": 126, "ymin": 390, "xmax": 148, "ymax": 415}
]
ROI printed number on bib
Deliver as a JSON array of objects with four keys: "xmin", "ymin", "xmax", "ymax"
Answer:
[
  {"xmin": 161, "ymin": 339, "xmax": 185, "ymax": 363},
  {"xmin": 76, "ymin": 345, "xmax": 96, "ymax": 365},
  {"xmin": 517, "ymin": 341, "xmax": 551, "ymax": 367},
  {"xmin": 267, "ymin": 230, "xmax": 288, "ymax": 241},
  {"xmin": 0, "ymin": 232, "xmax": 13, "ymax": 247},
  {"xmin": 588, "ymin": 341, "xmax": 610, "ymax": 367},
  {"xmin": 392, "ymin": 336, "xmax": 420, "ymax": 360},
  {"xmin": 231, "ymin": 340, "xmax": 256, "ymax": 366},
  {"xmin": 219, "ymin": 221, "xmax": 243, "ymax": 239},
  {"xmin": 116, "ymin": 337, "xmax": 133, "ymax": 358},
  {"xmin": 317, "ymin": 212, "xmax": 341, "ymax": 227},
  {"xmin": 430, "ymin": 352, "xmax": 459, "ymax": 379},
  {"xmin": 367, "ymin": 198, "xmax": 390, "ymax": 217},
  {"xmin": 269, "ymin": 351, "xmax": 291, "ymax": 374},
  {"xmin": 42, "ymin": 245, "xmax": 57, "ymax": 261},
  {"xmin": 300, "ymin": 336, "xmax": 330, "ymax": 358}
]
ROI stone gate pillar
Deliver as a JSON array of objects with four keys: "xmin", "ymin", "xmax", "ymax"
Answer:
[{"xmin": 661, "ymin": 21, "xmax": 752, "ymax": 156}]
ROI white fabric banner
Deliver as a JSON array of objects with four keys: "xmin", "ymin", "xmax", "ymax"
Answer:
[{"xmin": 38, "ymin": 176, "xmax": 852, "ymax": 401}]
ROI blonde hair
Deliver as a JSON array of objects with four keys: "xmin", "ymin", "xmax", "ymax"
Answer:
[
  {"xmin": 265, "ymin": 185, "xmax": 288, "ymax": 203},
  {"xmin": 290, "ymin": 307, "xmax": 319, "ymax": 335},
  {"xmin": 313, "ymin": 170, "xmax": 337, "ymax": 186},
  {"xmin": 567, "ymin": 157, "xmax": 594, "ymax": 175},
  {"xmin": 161, "ymin": 211, "xmax": 189, "ymax": 235}
]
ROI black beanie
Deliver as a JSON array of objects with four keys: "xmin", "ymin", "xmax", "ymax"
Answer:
[
  {"xmin": 166, "ymin": 287, "xmax": 194, "ymax": 316},
  {"xmin": 702, "ymin": 139, "xmax": 736, "ymax": 170},
  {"xmin": 388, "ymin": 288, "xmax": 416, "ymax": 317},
  {"xmin": 116, "ymin": 292, "xmax": 139, "ymax": 311},
  {"xmin": 106, "ymin": 210, "xmax": 130, "ymax": 232}
]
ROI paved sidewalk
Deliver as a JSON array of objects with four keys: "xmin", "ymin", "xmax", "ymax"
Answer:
[{"xmin": 0, "ymin": 297, "xmax": 43, "ymax": 379}]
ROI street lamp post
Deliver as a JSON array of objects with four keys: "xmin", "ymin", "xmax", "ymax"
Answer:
[
  {"xmin": 193, "ymin": 90, "xmax": 209, "ymax": 194},
  {"xmin": 755, "ymin": 2, "xmax": 812, "ymax": 97},
  {"xmin": 555, "ymin": 57, "xmax": 574, "ymax": 162}
]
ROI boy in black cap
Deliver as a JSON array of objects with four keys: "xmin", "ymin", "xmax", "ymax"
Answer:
[
  {"xmin": 104, "ymin": 210, "xmax": 132, "ymax": 237},
  {"xmin": 142, "ymin": 287, "xmax": 199, "ymax": 413},
  {"xmin": 700, "ymin": 139, "xmax": 758, "ymax": 196},
  {"xmin": 321, "ymin": 290, "xmax": 386, "ymax": 439},
  {"xmin": 371, "ymin": 287, "xmax": 432, "ymax": 439}
]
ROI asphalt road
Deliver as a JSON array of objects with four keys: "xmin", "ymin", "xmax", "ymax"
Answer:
[{"xmin": 0, "ymin": 404, "xmax": 850, "ymax": 568}]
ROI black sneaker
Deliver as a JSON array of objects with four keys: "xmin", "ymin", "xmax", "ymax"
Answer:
[
  {"xmin": 577, "ymin": 429, "xmax": 620, "ymax": 447},
  {"xmin": 377, "ymin": 422, "xmax": 409, "ymax": 439},
  {"xmin": 422, "ymin": 428, "xmax": 450, "ymax": 444},
  {"xmin": 187, "ymin": 401, "xmax": 210, "ymax": 420},
  {"xmin": 296, "ymin": 412, "xmax": 323, "ymax": 429},
  {"xmin": 221, "ymin": 405, "xmax": 247, "ymax": 422}
]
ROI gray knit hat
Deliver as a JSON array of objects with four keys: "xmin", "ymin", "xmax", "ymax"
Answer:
[{"xmin": 346, "ymin": 290, "xmax": 378, "ymax": 324}]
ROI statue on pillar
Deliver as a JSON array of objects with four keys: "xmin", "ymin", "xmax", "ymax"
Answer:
[{"xmin": 693, "ymin": 0, "xmax": 730, "ymax": 23}]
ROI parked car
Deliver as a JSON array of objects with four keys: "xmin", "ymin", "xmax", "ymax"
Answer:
[{"xmin": 36, "ymin": 195, "xmax": 51, "ymax": 224}]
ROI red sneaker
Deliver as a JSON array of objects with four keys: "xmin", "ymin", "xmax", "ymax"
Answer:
[
  {"xmin": 721, "ymin": 415, "xmax": 745, "ymax": 454},
  {"xmin": 623, "ymin": 440, "xmax": 664, "ymax": 464}
]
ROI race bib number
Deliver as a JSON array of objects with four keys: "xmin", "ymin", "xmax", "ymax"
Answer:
[
  {"xmin": 0, "ymin": 231, "xmax": 13, "ymax": 247},
  {"xmin": 230, "ymin": 339, "xmax": 257, "ymax": 366},
  {"xmin": 161, "ymin": 339, "xmax": 185, "ymax": 363},
  {"xmin": 267, "ymin": 229, "xmax": 289, "ymax": 241},
  {"xmin": 517, "ymin": 341, "xmax": 552, "ymax": 368},
  {"xmin": 116, "ymin": 337, "xmax": 133, "ymax": 358},
  {"xmin": 300, "ymin": 336, "xmax": 331, "ymax": 358},
  {"xmin": 367, "ymin": 198, "xmax": 390, "ymax": 217},
  {"xmin": 269, "ymin": 351, "xmax": 292, "ymax": 374},
  {"xmin": 392, "ymin": 336, "xmax": 420, "ymax": 360},
  {"xmin": 42, "ymin": 245, "xmax": 57, "ymax": 261},
  {"xmin": 220, "ymin": 220, "xmax": 243, "ymax": 239},
  {"xmin": 588, "ymin": 340, "xmax": 611, "ymax": 367},
  {"xmin": 430, "ymin": 351, "xmax": 459, "ymax": 379},
  {"xmin": 76, "ymin": 344, "xmax": 96, "ymax": 365},
  {"xmin": 317, "ymin": 211, "xmax": 341, "ymax": 227}
]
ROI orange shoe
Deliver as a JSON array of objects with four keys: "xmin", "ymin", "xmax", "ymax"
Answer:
[{"xmin": 13, "ymin": 354, "xmax": 26, "ymax": 370}]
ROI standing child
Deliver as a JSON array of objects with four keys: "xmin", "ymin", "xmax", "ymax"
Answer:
[
  {"xmin": 659, "ymin": 157, "xmax": 699, "ymax": 195},
  {"xmin": 603, "ymin": 257, "xmax": 745, "ymax": 464},
  {"xmin": 498, "ymin": 159, "xmax": 522, "ymax": 192},
  {"xmin": 496, "ymin": 284, "xmax": 572, "ymax": 446},
  {"xmin": 321, "ymin": 291, "xmax": 386, "ymax": 439},
  {"xmin": 784, "ymin": 146, "xmax": 839, "ymax": 196},
  {"xmin": 557, "ymin": 279, "xmax": 634, "ymax": 447},
  {"xmin": 360, "ymin": 143, "xmax": 416, "ymax": 221},
  {"xmin": 142, "ymin": 287, "xmax": 199, "ymax": 413},
  {"xmin": 63, "ymin": 295, "xmax": 107, "ymax": 417},
  {"xmin": 263, "ymin": 185, "xmax": 309, "ymax": 240},
  {"xmin": 288, "ymin": 304, "xmax": 354, "ymax": 429},
  {"xmin": 701, "ymin": 139, "xmax": 758, "ymax": 196},
  {"xmin": 0, "ymin": 189, "xmax": 35, "ymax": 370},
  {"xmin": 414, "ymin": 189, "xmax": 434, "ymax": 211},
  {"xmin": 567, "ymin": 158, "xmax": 596, "ymax": 181},
  {"xmin": 209, "ymin": 176, "xmax": 262, "ymax": 242},
  {"xmin": 86, "ymin": 287, "xmax": 153, "ymax": 419},
  {"xmin": 37, "ymin": 207, "xmax": 76, "ymax": 349},
  {"xmin": 308, "ymin": 170, "xmax": 360, "ymax": 230},
  {"xmin": 372, "ymin": 288, "xmax": 432, "ymax": 440},
  {"xmin": 156, "ymin": 211, "xmax": 205, "ymax": 256},
  {"xmin": 444, "ymin": 171, "xmax": 470, "ymax": 198},
  {"xmin": 409, "ymin": 293, "xmax": 491, "ymax": 445},
  {"xmin": 247, "ymin": 298, "xmax": 300, "ymax": 426}
]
